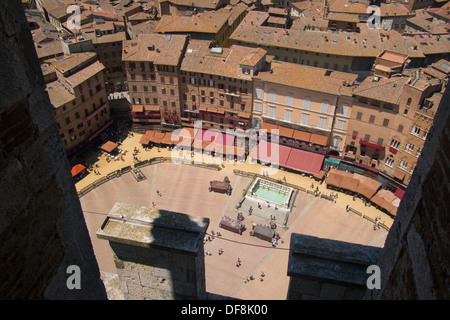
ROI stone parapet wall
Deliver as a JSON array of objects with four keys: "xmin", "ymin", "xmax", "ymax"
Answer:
[
  {"xmin": 0, "ymin": 0, "xmax": 106, "ymax": 299},
  {"xmin": 97, "ymin": 203, "xmax": 209, "ymax": 300}
]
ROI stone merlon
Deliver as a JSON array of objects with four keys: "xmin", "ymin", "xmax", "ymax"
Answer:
[
  {"xmin": 288, "ymin": 234, "xmax": 382, "ymax": 287},
  {"xmin": 97, "ymin": 203, "xmax": 209, "ymax": 254}
]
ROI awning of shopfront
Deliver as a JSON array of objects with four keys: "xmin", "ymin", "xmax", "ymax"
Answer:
[
  {"xmin": 309, "ymin": 134, "xmax": 328, "ymax": 146},
  {"xmin": 376, "ymin": 175, "xmax": 389, "ymax": 189},
  {"xmin": 284, "ymin": 147, "xmax": 324, "ymax": 176},
  {"xmin": 338, "ymin": 162, "xmax": 365, "ymax": 175},
  {"xmin": 251, "ymin": 141, "xmax": 287, "ymax": 166},
  {"xmin": 194, "ymin": 129, "xmax": 235, "ymax": 146},
  {"xmin": 371, "ymin": 189, "xmax": 400, "ymax": 217},
  {"xmin": 260, "ymin": 122, "xmax": 278, "ymax": 133},
  {"xmin": 100, "ymin": 141, "xmax": 118, "ymax": 153},
  {"xmin": 71, "ymin": 164, "xmax": 86, "ymax": 177},
  {"xmin": 359, "ymin": 139, "xmax": 385, "ymax": 150},
  {"xmin": 131, "ymin": 104, "xmax": 144, "ymax": 113},
  {"xmin": 325, "ymin": 168, "xmax": 381, "ymax": 199},
  {"xmin": 393, "ymin": 169, "xmax": 406, "ymax": 182},
  {"xmin": 251, "ymin": 141, "xmax": 324, "ymax": 175},
  {"xmin": 394, "ymin": 187, "xmax": 405, "ymax": 199},
  {"xmin": 293, "ymin": 130, "xmax": 311, "ymax": 142},
  {"xmin": 325, "ymin": 157, "xmax": 341, "ymax": 165}
]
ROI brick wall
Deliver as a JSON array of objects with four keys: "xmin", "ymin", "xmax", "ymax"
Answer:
[
  {"xmin": 365, "ymin": 85, "xmax": 450, "ymax": 299},
  {"xmin": 0, "ymin": 0, "xmax": 106, "ymax": 299}
]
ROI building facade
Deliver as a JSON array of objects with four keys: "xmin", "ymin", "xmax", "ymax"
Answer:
[
  {"xmin": 252, "ymin": 61, "xmax": 357, "ymax": 155},
  {"xmin": 82, "ymin": 22, "xmax": 128, "ymax": 93},
  {"xmin": 344, "ymin": 58, "xmax": 448, "ymax": 186},
  {"xmin": 179, "ymin": 40, "xmax": 267, "ymax": 131},
  {"xmin": 122, "ymin": 33, "xmax": 189, "ymax": 132},
  {"xmin": 43, "ymin": 52, "xmax": 112, "ymax": 155}
]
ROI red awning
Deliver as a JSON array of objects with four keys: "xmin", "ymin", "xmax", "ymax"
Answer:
[
  {"xmin": 394, "ymin": 188, "xmax": 405, "ymax": 199},
  {"xmin": 389, "ymin": 146, "xmax": 398, "ymax": 154},
  {"xmin": 359, "ymin": 139, "xmax": 385, "ymax": 150},
  {"xmin": 71, "ymin": 164, "xmax": 86, "ymax": 177},
  {"xmin": 277, "ymin": 143, "xmax": 291, "ymax": 167},
  {"xmin": 284, "ymin": 148, "xmax": 325, "ymax": 176}
]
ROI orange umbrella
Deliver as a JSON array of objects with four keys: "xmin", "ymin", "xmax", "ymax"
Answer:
[{"xmin": 71, "ymin": 164, "xmax": 86, "ymax": 177}]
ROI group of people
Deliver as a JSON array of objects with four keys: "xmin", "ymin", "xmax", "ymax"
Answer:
[
  {"xmin": 204, "ymin": 231, "xmax": 222, "ymax": 256},
  {"xmin": 243, "ymin": 271, "xmax": 265, "ymax": 284},
  {"xmin": 204, "ymin": 230, "xmax": 221, "ymax": 244},
  {"xmin": 374, "ymin": 215, "xmax": 384, "ymax": 231}
]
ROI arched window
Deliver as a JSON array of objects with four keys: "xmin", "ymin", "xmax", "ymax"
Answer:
[{"xmin": 406, "ymin": 97, "xmax": 412, "ymax": 107}]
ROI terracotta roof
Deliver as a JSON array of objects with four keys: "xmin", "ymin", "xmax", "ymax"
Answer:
[
  {"xmin": 268, "ymin": 7, "xmax": 289, "ymax": 16},
  {"xmin": 64, "ymin": 60, "xmax": 105, "ymax": 88},
  {"xmin": 154, "ymin": 10, "xmax": 231, "ymax": 34},
  {"xmin": 427, "ymin": 6, "xmax": 450, "ymax": 21},
  {"xmin": 422, "ymin": 66, "xmax": 447, "ymax": 80},
  {"xmin": 127, "ymin": 11, "xmax": 153, "ymax": 21},
  {"xmin": 353, "ymin": 76, "xmax": 408, "ymax": 105},
  {"xmin": 40, "ymin": 0, "xmax": 73, "ymax": 19},
  {"xmin": 267, "ymin": 16, "xmax": 287, "ymax": 25},
  {"xmin": 406, "ymin": 11, "xmax": 449, "ymax": 35},
  {"xmin": 122, "ymin": 33, "xmax": 188, "ymax": 65},
  {"xmin": 181, "ymin": 40, "xmax": 266, "ymax": 79},
  {"xmin": 128, "ymin": 19, "xmax": 158, "ymax": 37},
  {"xmin": 431, "ymin": 59, "xmax": 450, "ymax": 75},
  {"xmin": 231, "ymin": 20, "xmax": 430, "ymax": 59},
  {"xmin": 327, "ymin": 12, "xmax": 359, "ymax": 23},
  {"xmin": 46, "ymin": 80, "xmax": 75, "ymax": 108},
  {"xmin": 240, "ymin": 47, "xmax": 267, "ymax": 66},
  {"xmin": 88, "ymin": 31, "xmax": 127, "ymax": 44},
  {"xmin": 254, "ymin": 61, "xmax": 357, "ymax": 96},
  {"xmin": 291, "ymin": 1, "xmax": 312, "ymax": 11},
  {"xmin": 378, "ymin": 50, "xmax": 409, "ymax": 64},
  {"xmin": 411, "ymin": 35, "xmax": 450, "ymax": 55},
  {"xmin": 291, "ymin": 17, "xmax": 329, "ymax": 31},
  {"xmin": 328, "ymin": 0, "xmax": 368, "ymax": 15},
  {"xmin": 51, "ymin": 52, "xmax": 97, "ymax": 75},
  {"xmin": 380, "ymin": 3, "xmax": 412, "ymax": 17},
  {"xmin": 159, "ymin": 0, "xmax": 223, "ymax": 10},
  {"xmin": 35, "ymin": 41, "xmax": 64, "ymax": 60}
]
